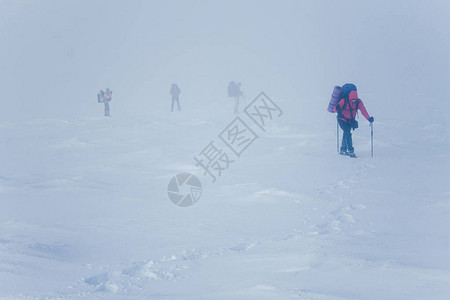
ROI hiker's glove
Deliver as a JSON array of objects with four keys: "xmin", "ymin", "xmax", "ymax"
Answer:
[
  {"xmin": 368, "ymin": 116, "xmax": 374, "ymax": 123},
  {"xmin": 335, "ymin": 105, "xmax": 341, "ymax": 113}
]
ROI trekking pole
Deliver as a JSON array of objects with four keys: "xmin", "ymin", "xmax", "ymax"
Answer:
[
  {"xmin": 370, "ymin": 122, "xmax": 373, "ymax": 157},
  {"xmin": 337, "ymin": 120, "xmax": 339, "ymax": 154}
]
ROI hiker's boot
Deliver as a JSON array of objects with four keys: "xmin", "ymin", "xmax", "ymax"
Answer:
[{"xmin": 347, "ymin": 149, "xmax": 356, "ymax": 158}]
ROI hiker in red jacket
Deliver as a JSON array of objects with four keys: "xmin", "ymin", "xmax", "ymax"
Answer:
[{"xmin": 334, "ymin": 90, "xmax": 374, "ymax": 157}]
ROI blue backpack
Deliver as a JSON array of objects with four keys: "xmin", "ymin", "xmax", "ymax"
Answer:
[
  {"xmin": 328, "ymin": 83, "xmax": 357, "ymax": 113},
  {"xmin": 341, "ymin": 83, "xmax": 357, "ymax": 100}
]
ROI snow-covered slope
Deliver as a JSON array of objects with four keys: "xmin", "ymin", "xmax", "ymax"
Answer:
[{"xmin": 1, "ymin": 95, "xmax": 449, "ymax": 299}]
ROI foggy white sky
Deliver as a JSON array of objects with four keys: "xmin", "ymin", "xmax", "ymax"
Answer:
[{"xmin": 0, "ymin": 0, "xmax": 449, "ymax": 120}]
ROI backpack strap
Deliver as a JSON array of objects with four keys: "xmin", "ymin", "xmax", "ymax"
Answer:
[
  {"xmin": 342, "ymin": 96, "xmax": 352, "ymax": 122},
  {"xmin": 345, "ymin": 98, "xmax": 360, "ymax": 121},
  {"xmin": 349, "ymin": 97, "xmax": 354, "ymax": 120}
]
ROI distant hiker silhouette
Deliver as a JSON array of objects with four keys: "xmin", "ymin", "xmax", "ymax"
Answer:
[
  {"xmin": 332, "ymin": 84, "xmax": 374, "ymax": 157},
  {"xmin": 102, "ymin": 88, "xmax": 112, "ymax": 116},
  {"xmin": 97, "ymin": 89, "xmax": 112, "ymax": 116},
  {"xmin": 170, "ymin": 84, "xmax": 181, "ymax": 112},
  {"xmin": 227, "ymin": 81, "xmax": 243, "ymax": 113}
]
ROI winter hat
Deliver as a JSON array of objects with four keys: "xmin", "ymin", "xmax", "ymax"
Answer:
[{"xmin": 349, "ymin": 90, "xmax": 358, "ymax": 100}]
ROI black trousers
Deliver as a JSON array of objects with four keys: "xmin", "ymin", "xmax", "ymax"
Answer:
[{"xmin": 338, "ymin": 119, "xmax": 354, "ymax": 153}]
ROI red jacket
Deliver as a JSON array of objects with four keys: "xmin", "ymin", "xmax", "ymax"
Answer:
[
  {"xmin": 104, "ymin": 93, "xmax": 111, "ymax": 103},
  {"xmin": 334, "ymin": 90, "xmax": 370, "ymax": 122}
]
